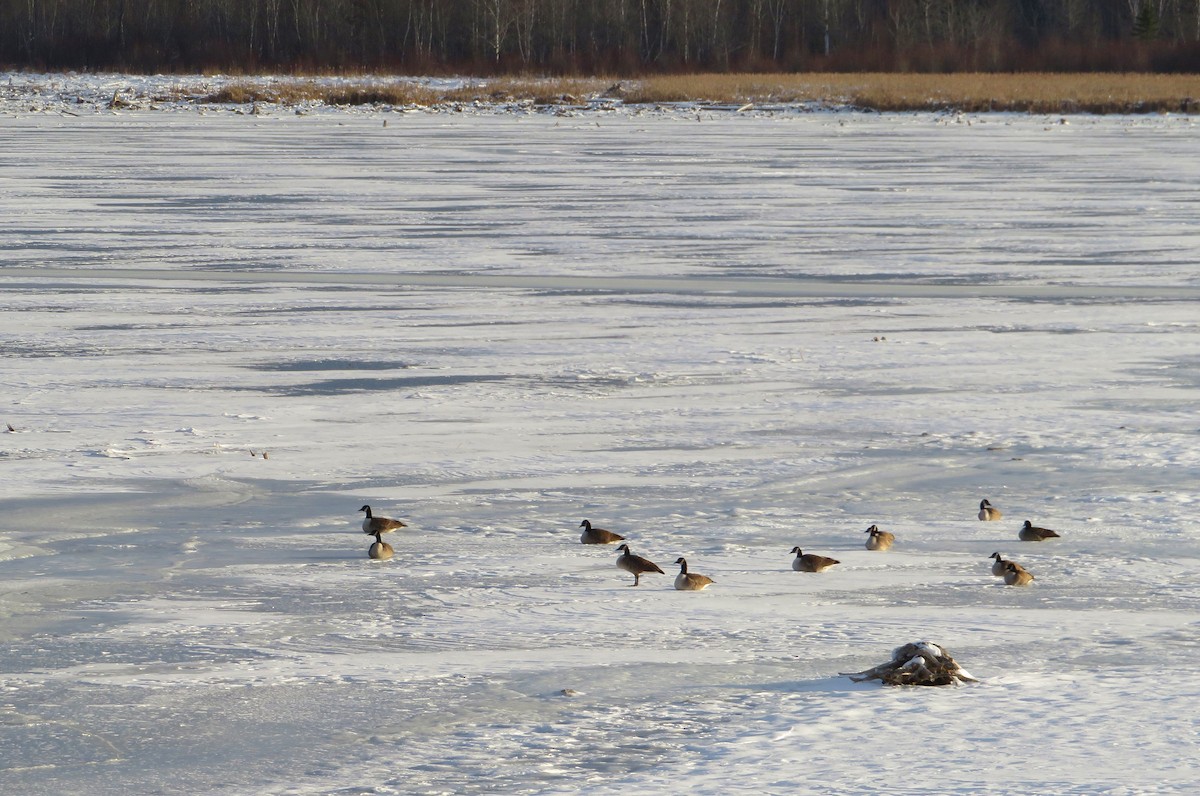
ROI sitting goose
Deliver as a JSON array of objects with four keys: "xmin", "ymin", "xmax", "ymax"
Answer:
[
  {"xmin": 614, "ymin": 543, "xmax": 664, "ymax": 586},
  {"xmin": 790, "ymin": 547, "xmax": 840, "ymax": 573},
  {"xmin": 673, "ymin": 557, "xmax": 714, "ymax": 591},
  {"xmin": 978, "ymin": 499, "xmax": 1003, "ymax": 521},
  {"xmin": 989, "ymin": 551, "xmax": 1025, "ymax": 577},
  {"xmin": 1019, "ymin": 520, "xmax": 1061, "ymax": 542},
  {"xmin": 360, "ymin": 505, "xmax": 407, "ymax": 536},
  {"xmin": 864, "ymin": 524, "xmax": 895, "ymax": 551},
  {"xmin": 579, "ymin": 519, "xmax": 625, "ymax": 545},
  {"xmin": 1003, "ymin": 561, "xmax": 1035, "ymax": 586},
  {"xmin": 368, "ymin": 532, "xmax": 394, "ymax": 561}
]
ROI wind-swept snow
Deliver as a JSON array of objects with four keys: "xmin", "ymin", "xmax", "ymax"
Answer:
[{"xmin": 1, "ymin": 82, "xmax": 1198, "ymax": 794}]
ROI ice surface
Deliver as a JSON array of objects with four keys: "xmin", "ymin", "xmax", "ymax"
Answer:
[{"xmin": 1, "ymin": 78, "xmax": 1199, "ymax": 794}]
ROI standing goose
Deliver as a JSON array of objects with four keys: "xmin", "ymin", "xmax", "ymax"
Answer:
[
  {"xmin": 989, "ymin": 552, "xmax": 1025, "ymax": 577},
  {"xmin": 1003, "ymin": 561, "xmax": 1035, "ymax": 586},
  {"xmin": 864, "ymin": 524, "xmax": 895, "ymax": 551},
  {"xmin": 673, "ymin": 557, "xmax": 714, "ymax": 591},
  {"xmin": 1019, "ymin": 520, "xmax": 1061, "ymax": 541},
  {"xmin": 790, "ymin": 547, "xmax": 840, "ymax": 573},
  {"xmin": 360, "ymin": 505, "xmax": 407, "ymax": 536},
  {"xmin": 368, "ymin": 532, "xmax": 394, "ymax": 561},
  {"xmin": 614, "ymin": 543, "xmax": 664, "ymax": 586},
  {"xmin": 978, "ymin": 499, "xmax": 1003, "ymax": 521},
  {"xmin": 579, "ymin": 519, "xmax": 625, "ymax": 545}
]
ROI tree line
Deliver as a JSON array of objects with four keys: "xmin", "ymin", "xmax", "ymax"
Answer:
[{"xmin": 3, "ymin": 0, "xmax": 1199, "ymax": 73}]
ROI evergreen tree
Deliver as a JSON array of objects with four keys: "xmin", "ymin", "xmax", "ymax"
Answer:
[{"xmin": 1133, "ymin": 1, "xmax": 1160, "ymax": 40}]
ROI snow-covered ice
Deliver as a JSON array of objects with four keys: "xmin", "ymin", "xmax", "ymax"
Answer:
[{"xmin": 1, "ymin": 79, "xmax": 1199, "ymax": 794}]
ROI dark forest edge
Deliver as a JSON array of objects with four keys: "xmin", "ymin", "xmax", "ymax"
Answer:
[{"xmin": 4, "ymin": 0, "xmax": 1200, "ymax": 76}]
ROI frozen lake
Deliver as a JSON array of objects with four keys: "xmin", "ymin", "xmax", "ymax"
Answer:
[{"xmin": 2, "ymin": 104, "xmax": 1199, "ymax": 794}]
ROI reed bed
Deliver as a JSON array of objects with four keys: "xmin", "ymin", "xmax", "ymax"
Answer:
[
  {"xmin": 632, "ymin": 73, "xmax": 1200, "ymax": 113},
  {"xmin": 200, "ymin": 73, "xmax": 1200, "ymax": 114},
  {"xmin": 201, "ymin": 80, "xmax": 445, "ymax": 106}
]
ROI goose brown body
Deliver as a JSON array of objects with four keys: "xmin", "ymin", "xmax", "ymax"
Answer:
[
  {"xmin": 673, "ymin": 557, "xmax": 714, "ymax": 591},
  {"xmin": 989, "ymin": 551, "xmax": 1024, "ymax": 577},
  {"xmin": 368, "ymin": 532, "xmax": 394, "ymax": 560},
  {"xmin": 864, "ymin": 524, "xmax": 895, "ymax": 551},
  {"xmin": 360, "ymin": 505, "xmax": 407, "ymax": 536},
  {"xmin": 790, "ymin": 546, "xmax": 840, "ymax": 573},
  {"xmin": 978, "ymin": 499, "xmax": 1003, "ymax": 521},
  {"xmin": 1003, "ymin": 561, "xmax": 1035, "ymax": 586},
  {"xmin": 615, "ymin": 543, "xmax": 664, "ymax": 586},
  {"xmin": 579, "ymin": 519, "xmax": 625, "ymax": 545},
  {"xmin": 1019, "ymin": 520, "xmax": 1061, "ymax": 541}
]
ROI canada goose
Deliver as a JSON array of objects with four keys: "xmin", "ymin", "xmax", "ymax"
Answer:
[
  {"xmin": 790, "ymin": 547, "xmax": 840, "ymax": 573},
  {"xmin": 1003, "ymin": 561, "xmax": 1034, "ymax": 586},
  {"xmin": 674, "ymin": 557, "xmax": 714, "ymax": 591},
  {"xmin": 579, "ymin": 519, "xmax": 625, "ymax": 545},
  {"xmin": 359, "ymin": 505, "xmax": 407, "ymax": 536},
  {"xmin": 1019, "ymin": 520, "xmax": 1061, "ymax": 541},
  {"xmin": 614, "ymin": 543, "xmax": 664, "ymax": 586},
  {"xmin": 864, "ymin": 524, "xmax": 895, "ymax": 551},
  {"xmin": 989, "ymin": 551, "xmax": 1025, "ymax": 577},
  {"xmin": 978, "ymin": 499, "xmax": 1003, "ymax": 521},
  {"xmin": 368, "ymin": 532, "xmax": 394, "ymax": 561}
]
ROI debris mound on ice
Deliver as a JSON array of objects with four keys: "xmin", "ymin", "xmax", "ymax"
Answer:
[{"xmin": 843, "ymin": 641, "xmax": 980, "ymax": 687}]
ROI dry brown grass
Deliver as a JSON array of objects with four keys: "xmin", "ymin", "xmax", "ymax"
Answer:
[
  {"xmin": 202, "ymin": 80, "xmax": 446, "ymax": 106},
  {"xmin": 201, "ymin": 73, "xmax": 1200, "ymax": 113},
  {"xmin": 200, "ymin": 77, "xmax": 616, "ymax": 107},
  {"xmin": 632, "ymin": 73, "xmax": 1200, "ymax": 112}
]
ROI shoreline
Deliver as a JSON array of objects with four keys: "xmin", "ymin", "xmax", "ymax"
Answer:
[{"xmin": 5, "ymin": 71, "xmax": 1200, "ymax": 116}]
